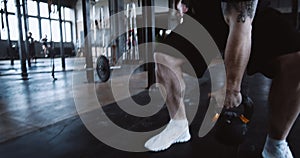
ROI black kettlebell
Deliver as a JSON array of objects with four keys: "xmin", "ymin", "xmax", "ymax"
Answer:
[{"xmin": 214, "ymin": 95, "xmax": 254, "ymax": 146}]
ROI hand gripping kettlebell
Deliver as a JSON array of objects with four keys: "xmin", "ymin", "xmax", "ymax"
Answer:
[{"xmin": 214, "ymin": 95, "xmax": 254, "ymax": 146}]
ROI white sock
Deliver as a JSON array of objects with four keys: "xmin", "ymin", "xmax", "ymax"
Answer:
[
  {"xmin": 262, "ymin": 135, "xmax": 293, "ymax": 158},
  {"xmin": 265, "ymin": 135, "xmax": 286, "ymax": 148},
  {"xmin": 144, "ymin": 119, "xmax": 190, "ymax": 152},
  {"xmin": 169, "ymin": 119, "xmax": 188, "ymax": 128}
]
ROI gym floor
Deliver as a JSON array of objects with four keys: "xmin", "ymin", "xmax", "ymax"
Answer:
[{"xmin": 0, "ymin": 58, "xmax": 299, "ymax": 158}]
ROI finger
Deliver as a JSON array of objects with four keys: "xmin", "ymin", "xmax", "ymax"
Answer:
[
  {"xmin": 224, "ymin": 100, "xmax": 234, "ymax": 109},
  {"xmin": 225, "ymin": 105, "xmax": 234, "ymax": 109},
  {"xmin": 215, "ymin": 98, "xmax": 225, "ymax": 108},
  {"xmin": 208, "ymin": 93, "xmax": 211, "ymax": 97},
  {"xmin": 224, "ymin": 101, "xmax": 231, "ymax": 109},
  {"xmin": 208, "ymin": 92, "xmax": 216, "ymax": 97}
]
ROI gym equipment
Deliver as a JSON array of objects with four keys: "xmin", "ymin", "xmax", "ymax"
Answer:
[
  {"xmin": 214, "ymin": 95, "xmax": 254, "ymax": 146},
  {"xmin": 96, "ymin": 55, "xmax": 110, "ymax": 82},
  {"xmin": 93, "ymin": 1, "xmax": 140, "ymax": 82}
]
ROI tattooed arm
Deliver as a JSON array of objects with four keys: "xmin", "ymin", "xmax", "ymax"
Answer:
[{"xmin": 221, "ymin": 0, "xmax": 258, "ymax": 108}]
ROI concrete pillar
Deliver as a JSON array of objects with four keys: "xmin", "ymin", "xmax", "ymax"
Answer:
[
  {"xmin": 58, "ymin": 2, "xmax": 66, "ymax": 70},
  {"xmin": 4, "ymin": 0, "xmax": 13, "ymax": 65},
  {"xmin": 15, "ymin": 0, "xmax": 28, "ymax": 79},
  {"xmin": 37, "ymin": 0, "xmax": 42, "ymax": 39},
  {"xmin": 108, "ymin": 0, "xmax": 125, "ymax": 63},
  {"xmin": 22, "ymin": 0, "xmax": 31, "ymax": 67},
  {"xmin": 142, "ymin": 0, "xmax": 155, "ymax": 88},
  {"xmin": 82, "ymin": 0, "xmax": 94, "ymax": 83},
  {"xmin": 169, "ymin": 0, "xmax": 174, "ymax": 8}
]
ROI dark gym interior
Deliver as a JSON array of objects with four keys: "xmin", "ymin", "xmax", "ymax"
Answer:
[{"xmin": 0, "ymin": 0, "xmax": 299, "ymax": 158}]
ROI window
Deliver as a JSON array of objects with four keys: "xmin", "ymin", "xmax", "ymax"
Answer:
[
  {"xmin": 39, "ymin": 2, "xmax": 49, "ymax": 17},
  {"xmin": 1, "ymin": 16, "xmax": 8, "ymax": 40},
  {"xmin": 21, "ymin": 17, "xmax": 26, "ymax": 40},
  {"xmin": 50, "ymin": 5, "xmax": 59, "ymax": 19},
  {"xmin": 41, "ymin": 19, "xmax": 50, "ymax": 40},
  {"xmin": 28, "ymin": 17, "xmax": 39, "ymax": 40},
  {"xmin": 0, "ymin": 1, "xmax": 74, "ymax": 43},
  {"xmin": 61, "ymin": 7, "xmax": 65, "ymax": 20},
  {"xmin": 28, "ymin": 0, "xmax": 38, "ymax": 16},
  {"xmin": 7, "ymin": 0, "xmax": 16, "ymax": 13},
  {"xmin": 62, "ymin": 21, "xmax": 65, "ymax": 42},
  {"xmin": 51, "ymin": 20, "xmax": 60, "ymax": 42},
  {"xmin": 64, "ymin": 7, "xmax": 72, "ymax": 21},
  {"xmin": 8, "ymin": 15, "xmax": 18, "ymax": 41},
  {"xmin": 63, "ymin": 22, "xmax": 72, "ymax": 42}
]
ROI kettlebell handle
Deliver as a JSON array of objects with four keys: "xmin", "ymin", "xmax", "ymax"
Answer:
[
  {"xmin": 241, "ymin": 95, "xmax": 254, "ymax": 121},
  {"xmin": 211, "ymin": 95, "xmax": 254, "ymax": 123}
]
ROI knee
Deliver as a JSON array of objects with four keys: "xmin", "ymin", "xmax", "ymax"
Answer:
[
  {"xmin": 277, "ymin": 52, "xmax": 300, "ymax": 80},
  {"xmin": 154, "ymin": 52, "xmax": 169, "ymax": 66},
  {"xmin": 226, "ymin": 17, "xmax": 253, "ymax": 36},
  {"xmin": 154, "ymin": 52, "xmax": 166, "ymax": 68},
  {"xmin": 222, "ymin": 0, "xmax": 257, "ymax": 26},
  {"xmin": 155, "ymin": 64, "xmax": 164, "ymax": 79},
  {"xmin": 154, "ymin": 53, "xmax": 169, "ymax": 78},
  {"xmin": 222, "ymin": 7, "xmax": 253, "ymax": 35},
  {"xmin": 154, "ymin": 52, "xmax": 174, "ymax": 71},
  {"xmin": 153, "ymin": 52, "xmax": 160, "ymax": 62}
]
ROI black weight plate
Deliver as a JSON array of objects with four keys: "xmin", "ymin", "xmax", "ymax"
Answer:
[{"xmin": 96, "ymin": 55, "xmax": 110, "ymax": 82}]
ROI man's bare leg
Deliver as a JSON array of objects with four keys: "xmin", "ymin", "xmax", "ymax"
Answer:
[
  {"xmin": 262, "ymin": 52, "xmax": 300, "ymax": 158},
  {"xmin": 144, "ymin": 0, "xmax": 192, "ymax": 151},
  {"xmin": 144, "ymin": 52, "xmax": 190, "ymax": 151},
  {"xmin": 154, "ymin": 52, "xmax": 187, "ymax": 119},
  {"xmin": 220, "ymin": 0, "xmax": 257, "ymax": 108}
]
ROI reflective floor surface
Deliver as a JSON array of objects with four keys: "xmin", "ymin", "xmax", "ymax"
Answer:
[{"xmin": 0, "ymin": 58, "xmax": 299, "ymax": 158}]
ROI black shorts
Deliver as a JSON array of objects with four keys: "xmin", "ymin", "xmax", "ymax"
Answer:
[
  {"xmin": 156, "ymin": 22, "xmax": 209, "ymax": 78},
  {"xmin": 156, "ymin": 8, "xmax": 300, "ymax": 79},
  {"xmin": 248, "ymin": 8, "xmax": 300, "ymax": 78}
]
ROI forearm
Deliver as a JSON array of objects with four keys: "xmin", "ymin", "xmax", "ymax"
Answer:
[
  {"xmin": 222, "ymin": 0, "xmax": 257, "ymax": 92},
  {"xmin": 225, "ymin": 24, "xmax": 252, "ymax": 92}
]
